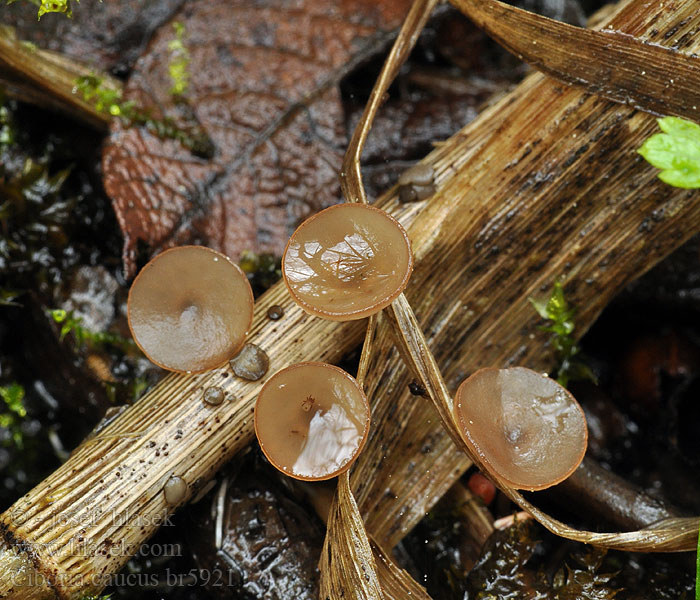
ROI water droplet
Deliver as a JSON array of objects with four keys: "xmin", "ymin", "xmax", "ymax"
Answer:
[
  {"xmin": 267, "ymin": 305, "xmax": 284, "ymax": 320},
  {"xmin": 203, "ymin": 386, "xmax": 225, "ymax": 406},
  {"xmin": 229, "ymin": 343, "xmax": 269, "ymax": 381}
]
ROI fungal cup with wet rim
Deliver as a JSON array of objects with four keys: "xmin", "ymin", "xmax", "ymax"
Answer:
[
  {"xmin": 282, "ymin": 203, "xmax": 413, "ymax": 321},
  {"xmin": 254, "ymin": 362, "xmax": 371, "ymax": 481},
  {"xmin": 453, "ymin": 366, "xmax": 588, "ymax": 491},
  {"xmin": 127, "ymin": 245, "xmax": 254, "ymax": 373}
]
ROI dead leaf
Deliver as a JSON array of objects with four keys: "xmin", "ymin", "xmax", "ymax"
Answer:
[
  {"xmin": 102, "ymin": 0, "xmax": 412, "ymax": 277},
  {"xmin": 319, "ymin": 471, "xmax": 385, "ymax": 600},
  {"xmin": 452, "ymin": 0, "xmax": 700, "ymax": 122},
  {"xmin": 3, "ymin": 0, "xmax": 185, "ymax": 75}
]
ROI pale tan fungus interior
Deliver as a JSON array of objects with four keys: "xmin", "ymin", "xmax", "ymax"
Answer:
[
  {"xmin": 255, "ymin": 363, "xmax": 370, "ymax": 481},
  {"xmin": 282, "ymin": 204, "xmax": 413, "ymax": 320},
  {"xmin": 454, "ymin": 367, "xmax": 588, "ymax": 491},
  {"xmin": 128, "ymin": 246, "xmax": 254, "ymax": 373}
]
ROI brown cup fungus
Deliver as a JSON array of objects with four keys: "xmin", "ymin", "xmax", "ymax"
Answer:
[
  {"xmin": 127, "ymin": 246, "xmax": 254, "ymax": 373},
  {"xmin": 282, "ymin": 204, "xmax": 413, "ymax": 321},
  {"xmin": 453, "ymin": 367, "xmax": 587, "ymax": 491},
  {"xmin": 254, "ymin": 362, "xmax": 370, "ymax": 481}
]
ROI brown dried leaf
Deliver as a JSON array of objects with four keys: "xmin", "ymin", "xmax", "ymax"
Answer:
[
  {"xmin": 371, "ymin": 538, "xmax": 432, "ymax": 600},
  {"xmin": 102, "ymin": 0, "xmax": 411, "ymax": 277},
  {"xmin": 319, "ymin": 471, "xmax": 432, "ymax": 600},
  {"xmin": 452, "ymin": 0, "xmax": 700, "ymax": 122},
  {"xmin": 319, "ymin": 471, "xmax": 384, "ymax": 600},
  {"xmin": 3, "ymin": 0, "xmax": 185, "ymax": 75},
  {"xmin": 319, "ymin": 316, "xmax": 431, "ymax": 599}
]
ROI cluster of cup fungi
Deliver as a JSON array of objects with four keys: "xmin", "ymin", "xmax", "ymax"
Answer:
[{"xmin": 127, "ymin": 202, "xmax": 587, "ymax": 493}]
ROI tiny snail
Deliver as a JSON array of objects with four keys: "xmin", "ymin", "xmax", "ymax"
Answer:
[
  {"xmin": 163, "ymin": 475, "xmax": 187, "ymax": 505},
  {"xmin": 254, "ymin": 362, "xmax": 371, "ymax": 481},
  {"xmin": 282, "ymin": 204, "xmax": 413, "ymax": 321},
  {"xmin": 397, "ymin": 163, "xmax": 436, "ymax": 203},
  {"xmin": 453, "ymin": 367, "xmax": 588, "ymax": 491},
  {"xmin": 127, "ymin": 246, "xmax": 254, "ymax": 373}
]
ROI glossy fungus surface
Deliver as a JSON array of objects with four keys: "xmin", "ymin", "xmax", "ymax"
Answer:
[
  {"xmin": 128, "ymin": 246, "xmax": 254, "ymax": 373},
  {"xmin": 255, "ymin": 362, "xmax": 370, "ymax": 481},
  {"xmin": 282, "ymin": 204, "xmax": 413, "ymax": 321},
  {"xmin": 454, "ymin": 367, "xmax": 588, "ymax": 491}
]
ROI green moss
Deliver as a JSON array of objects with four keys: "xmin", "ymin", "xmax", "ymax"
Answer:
[
  {"xmin": 0, "ymin": 382, "xmax": 27, "ymax": 449},
  {"xmin": 6, "ymin": 0, "xmax": 78, "ymax": 20},
  {"xmin": 73, "ymin": 75, "xmax": 134, "ymax": 117},
  {"xmin": 529, "ymin": 280, "xmax": 596, "ymax": 388},
  {"xmin": 0, "ymin": 148, "xmax": 77, "ymax": 293},
  {"xmin": 48, "ymin": 308, "xmax": 136, "ymax": 353},
  {"xmin": 73, "ymin": 74, "xmax": 213, "ymax": 157},
  {"xmin": 168, "ymin": 22, "xmax": 190, "ymax": 97},
  {"xmin": 37, "ymin": 0, "xmax": 75, "ymax": 19},
  {"xmin": 0, "ymin": 101, "xmax": 14, "ymax": 148}
]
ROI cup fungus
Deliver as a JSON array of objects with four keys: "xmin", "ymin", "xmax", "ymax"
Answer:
[
  {"xmin": 254, "ymin": 362, "xmax": 371, "ymax": 481},
  {"xmin": 127, "ymin": 246, "xmax": 254, "ymax": 373},
  {"xmin": 282, "ymin": 204, "xmax": 413, "ymax": 321},
  {"xmin": 454, "ymin": 367, "xmax": 588, "ymax": 491}
]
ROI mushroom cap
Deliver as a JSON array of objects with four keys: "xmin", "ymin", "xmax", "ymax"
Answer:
[
  {"xmin": 282, "ymin": 204, "xmax": 413, "ymax": 321},
  {"xmin": 254, "ymin": 362, "xmax": 371, "ymax": 481},
  {"xmin": 127, "ymin": 246, "xmax": 254, "ymax": 373},
  {"xmin": 453, "ymin": 367, "xmax": 588, "ymax": 491}
]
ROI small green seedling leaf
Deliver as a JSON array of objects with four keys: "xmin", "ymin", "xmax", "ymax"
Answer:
[
  {"xmin": 72, "ymin": 74, "xmax": 212, "ymax": 157},
  {"xmin": 638, "ymin": 116, "xmax": 700, "ymax": 189}
]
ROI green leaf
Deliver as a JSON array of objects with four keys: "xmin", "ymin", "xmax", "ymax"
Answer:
[
  {"xmin": 638, "ymin": 117, "xmax": 700, "ymax": 189},
  {"xmin": 658, "ymin": 116, "xmax": 700, "ymax": 138},
  {"xmin": 47, "ymin": 308, "xmax": 136, "ymax": 353}
]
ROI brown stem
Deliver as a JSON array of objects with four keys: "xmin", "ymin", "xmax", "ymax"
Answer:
[
  {"xmin": 548, "ymin": 457, "xmax": 683, "ymax": 531},
  {"xmin": 340, "ymin": 0, "xmax": 440, "ymax": 205}
]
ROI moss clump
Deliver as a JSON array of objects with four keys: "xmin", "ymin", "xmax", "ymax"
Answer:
[
  {"xmin": 530, "ymin": 280, "xmax": 596, "ymax": 388},
  {"xmin": 0, "ymin": 383, "xmax": 26, "ymax": 449}
]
